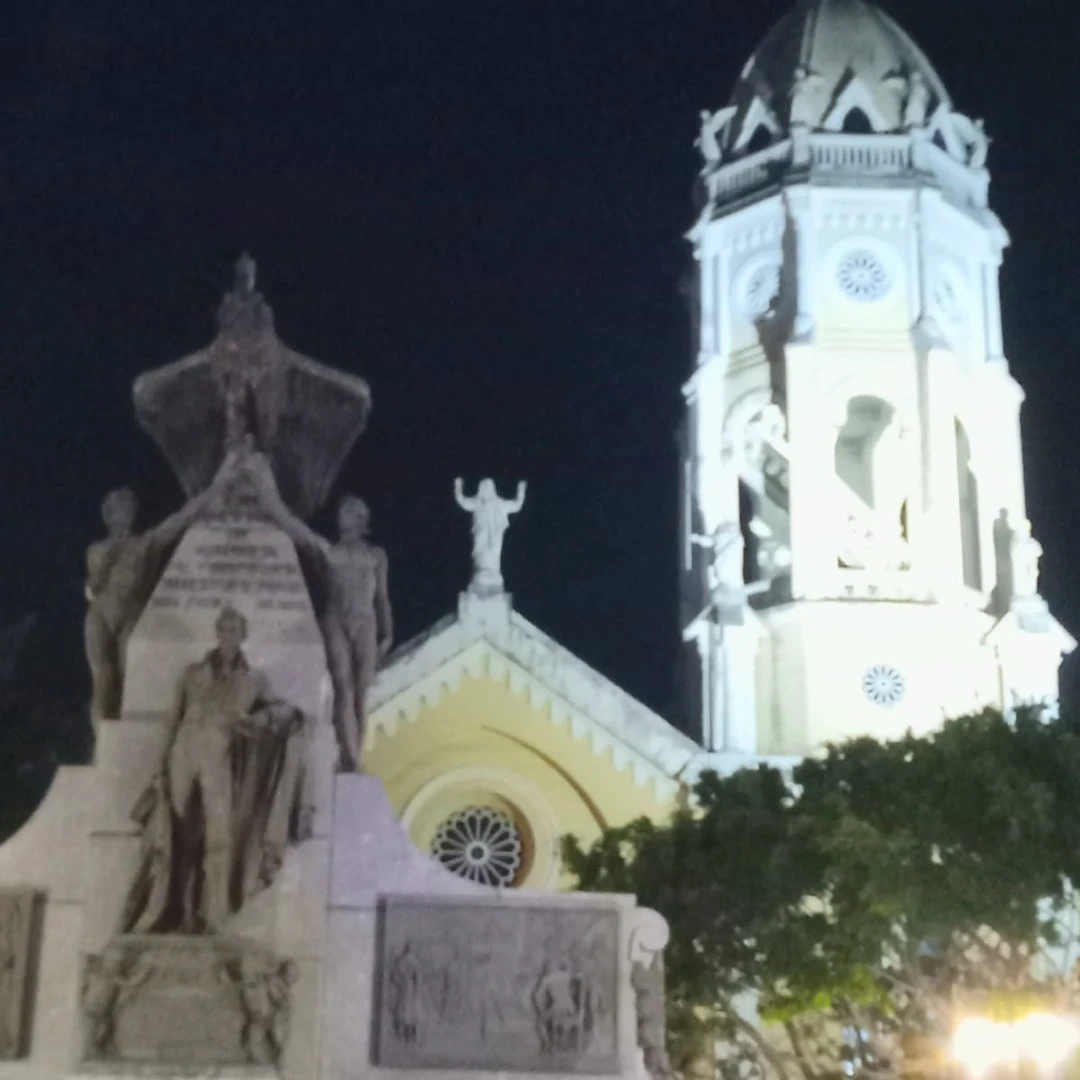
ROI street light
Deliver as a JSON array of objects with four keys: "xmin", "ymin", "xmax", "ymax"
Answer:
[{"xmin": 952, "ymin": 1013, "xmax": 1080, "ymax": 1077}]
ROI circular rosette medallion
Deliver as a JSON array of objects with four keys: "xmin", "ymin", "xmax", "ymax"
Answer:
[
  {"xmin": 862, "ymin": 664, "xmax": 906, "ymax": 707},
  {"xmin": 836, "ymin": 249, "xmax": 892, "ymax": 302},
  {"xmin": 431, "ymin": 806, "xmax": 523, "ymax": 887}
]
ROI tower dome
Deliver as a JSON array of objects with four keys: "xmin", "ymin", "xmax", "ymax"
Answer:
[
  {"xmin": 728, "ymin": 0, "xmax": 949, "ymax": 144},
  {"xmin": 694, "ymin": 0, "xmax": 992, "ymax": 213}
]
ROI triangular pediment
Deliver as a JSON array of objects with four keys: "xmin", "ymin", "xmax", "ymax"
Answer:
[
  {"xmin": 982, "ymin": 604, "xmax": 1076, "ymax": 653},
  {"xmin": 821, "ymin": 73, "xmax": 890, "ymax": 133},
  {"xmin": 733, "ymin": 96, "xmax": 782, "ymax": 153},
  {"xmin": 370, "ymin": 593, "xmax": 698, "ymax": 797}
]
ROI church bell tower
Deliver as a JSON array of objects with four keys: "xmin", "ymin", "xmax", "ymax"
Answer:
[{"xmin": 679, "ymin": 0, "xmax": 1073, "ymax": 761}]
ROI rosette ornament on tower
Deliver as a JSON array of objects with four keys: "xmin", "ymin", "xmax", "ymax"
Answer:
[{"xmin": 133, "ymin": 254, "xmax": 372, "ymax": 519}]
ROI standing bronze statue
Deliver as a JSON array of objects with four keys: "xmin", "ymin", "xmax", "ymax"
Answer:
[
  {"xmin": 247, "ymin": 453, "xmax": 392, "ymax": 773},
  {"xmin": 84, "ymin": 484, "xmax": 218, "ymax": 720},
  {"xmin": 123, "ymin": 606, "xmax": 312, "ymax": 935}
]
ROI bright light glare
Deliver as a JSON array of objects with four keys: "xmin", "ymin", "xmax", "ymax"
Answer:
[
  {"xmin": 952, "ymin": 1013, "xmax": 1080, "ymax": 1077},
  {"xmin": 1015, "ymin": 1013, "xmax": 1080, "ymax": 1073},
  {"xmin": 952, "ymin": 1017, "xmax": 1015, "ymax": 1077}
]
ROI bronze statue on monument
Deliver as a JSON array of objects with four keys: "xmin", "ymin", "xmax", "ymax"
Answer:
[{"xmin": 122, "ymin": 605, "xmax": 312, "ymax": 935}]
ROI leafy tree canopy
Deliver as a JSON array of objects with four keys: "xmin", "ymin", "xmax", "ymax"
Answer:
[{"xmin": 564, "ymin": 710, "xmax": 1080, "ymax": 1080}]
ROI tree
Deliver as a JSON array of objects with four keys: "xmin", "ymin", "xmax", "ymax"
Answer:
[{"xmin": 563, "ymin": 710, "xmax": 1080, "ymax": 1080}]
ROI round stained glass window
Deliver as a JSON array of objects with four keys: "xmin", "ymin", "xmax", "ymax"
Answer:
[
  {"xmin": 431, "ymin": 806, "xmax": 523, "ymax": 887},
  {"xmin": 743, "ymin": 262, "xmax": 781, "ymax": 319},
  {"xmin": 862, "ymin": 664, "xmax": 906, "ymax": 707},
  {"xmin": 837, "ymin": 249, "xmax": 892, "ymax": 302}
]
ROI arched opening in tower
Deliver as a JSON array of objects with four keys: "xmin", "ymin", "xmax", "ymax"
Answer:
[
  {"xmin": 834, "ymin": 396, "xmax": 896, "ymax": 510},
  {"xmin": 841, "ymin": 107, "xmax": 874, "ymax": 135},
  {"xmin": 746, "ymin": 124, "xmax": 773, "ymax": 154},
  {"xmin": 739, "ymin": 481, "xmax": 760, "ymax": 586},
  {"xmin": 955, "ymin": 420, "xmax": 983, "ymax": 590}
]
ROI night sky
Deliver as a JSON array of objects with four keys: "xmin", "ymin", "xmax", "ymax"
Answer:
[{"xmin": 1, "ymin": 0, "xmax": 1078, "ymax": 724}]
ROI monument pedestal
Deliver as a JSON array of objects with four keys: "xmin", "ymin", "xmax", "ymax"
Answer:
[{"xmin": 0, "ymin": 768, "xmax": 665, "ymax": 1080}]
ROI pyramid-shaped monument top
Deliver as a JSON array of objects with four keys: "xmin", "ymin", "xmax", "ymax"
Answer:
[{"xmin": 133, "ymin": 255, "xmax": 372, "ymax": 519}]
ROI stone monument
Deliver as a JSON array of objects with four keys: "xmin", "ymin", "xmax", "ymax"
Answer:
[{"xmin": 0, "ymin": 258, "xmax": 669, "ymax": 1080}]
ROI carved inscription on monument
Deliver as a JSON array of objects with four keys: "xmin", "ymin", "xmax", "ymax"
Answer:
[
  {"xmin": 147, "ymin": 529, "xmax": 311, "ymax": 619},
  {"xmin": 0, "ymin": 889, "xmax": 37, "ymax": 1060},
  {"xmin": 375, "ymin": 899, "xmax": 620, "ymax": 1074}
]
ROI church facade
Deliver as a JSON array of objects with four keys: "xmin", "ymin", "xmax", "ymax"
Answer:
[{"xmin": 365, "ymin": 0, "xmax": 1074, "ymax": 890}]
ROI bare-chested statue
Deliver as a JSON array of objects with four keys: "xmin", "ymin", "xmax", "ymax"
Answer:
[
  {"xmin": 85, "ymin": 483, "xmax": 218, "ymax": 720},
  {"xmin": 248, "ymin": 454, "xmax": 392, "ymax": 772}
]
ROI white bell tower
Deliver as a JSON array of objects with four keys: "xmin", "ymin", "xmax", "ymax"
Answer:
[{"xmin": 679, "ymin": 0, "xmax": 1074, "ymax": 760}]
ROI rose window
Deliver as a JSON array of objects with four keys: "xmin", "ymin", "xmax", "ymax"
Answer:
[
  {"xmin": 836, "ymin": 250, "xmax": 891, "ymax": 302},
  {"xmin": 862, "ymin": 664, "xmax": 906, "ymax": 707},
  {"xmin": 431, "ymin": 806, "xmax": 523, "ymax": 887},
  {"xmin": 743, "ymin": 263, "xmax": 781, "ymax": 318}
]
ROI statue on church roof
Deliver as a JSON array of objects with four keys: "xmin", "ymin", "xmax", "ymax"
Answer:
[
  {"xmin": 133, "ymin": 254, "xmax": 372, "ymax": 520},
  {"xmin": 454, "ymin": 477, "xmax": 526, "ymax": 595}
]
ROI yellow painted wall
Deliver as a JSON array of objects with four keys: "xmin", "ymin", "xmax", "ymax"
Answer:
[{"xmin": 364, "ymin": 662, "xmax": 679, "ymax": 890}]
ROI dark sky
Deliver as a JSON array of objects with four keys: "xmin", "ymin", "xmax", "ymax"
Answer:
[{"xmin": 1, "ymin": 0, "xmax": 1078, "ymax": 721}]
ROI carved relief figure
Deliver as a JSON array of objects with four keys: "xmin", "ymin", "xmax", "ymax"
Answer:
[
  {"xmin": 122, "ymin": 606, "xmax": 311, "ymax": 934},
  {"xmin": 453, "ymin": 477, "xmax": 526, "ymax": 593},
  {"xmin": 531, "ymin": 958, "xmax": 596, "ymax": 1056},
  {"xmin": 249, "ymin": 454, "xmax": 392, "ymax": 772},
  {"xmin": 236, "ymin": 955, "xmax": 296, "ymax": 1066},
  {"xmin": 85, "ymin": 484, "xmax": 218, "ymax": 720},
  {"xmin": 628, "ymin": 913, "xmax": 674, "ymax": 1080},
  {"xmin": 82, "ymin": 952, "xmax": 153, "ymax": 1060},
  {"xmin": 632, "ymin": 957, "xmax": 673, "ymax": 1080},
  {"xmin": 386, "ymin": 943, "xmax": 426, "ymax": 1047}
]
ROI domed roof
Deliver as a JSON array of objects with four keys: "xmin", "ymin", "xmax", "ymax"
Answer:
[{"xmin": 725, "ymin": 0, "xmax": 951, "ymax": 146}]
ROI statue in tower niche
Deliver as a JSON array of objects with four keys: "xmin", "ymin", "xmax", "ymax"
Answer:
[
  {"xmin": 454, "ymin": 477, "xmax": 527, "ymax": 594},
  {"xmin": 1010, "ymin": 517, "xmax": 1043, "ymax": 600},
  {"xmin": 122, "ymin": 606, "xmax": 312, "ymax": 934},
  {"xmin": 246, "ymin": 453, "xmax": 392, "ymax": 772},
  {"xmin": 691, "ymin": 522, "xmax": 747, "ymax": 619},
  {"xmin": 84, "ymin": 482, "xmax": 221, "ymax": 720}
]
